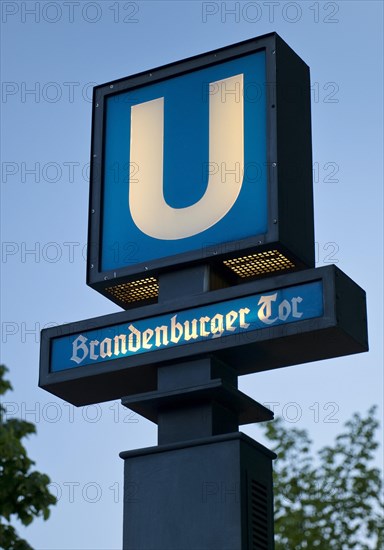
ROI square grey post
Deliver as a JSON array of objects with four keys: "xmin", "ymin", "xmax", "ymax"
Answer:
[{"xmin": 121, "ymin": 433, "xmax": 275, "ymax": 550}]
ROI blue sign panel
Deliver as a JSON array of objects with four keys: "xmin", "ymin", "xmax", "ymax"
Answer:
[
  {"xmin": 51, "ymin": 281, "xmax": 323, "ymax": 373},
  {"xmin": 101, "ymin": 52, "xmax": 267, "ymax": 271}
]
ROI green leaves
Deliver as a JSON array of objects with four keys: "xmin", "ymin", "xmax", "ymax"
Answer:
[
  {"xmin": 0, "ymin": 365, "xmax": 57, "ymax": 550},
  {"xmin": 262, "ymin": 406, "xmax": 384, "ymax": 549},
  {"xmin": 0, "ymin": 366, "xmax": 13, "ymax": 398}
]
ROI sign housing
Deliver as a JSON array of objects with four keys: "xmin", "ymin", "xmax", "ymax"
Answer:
[
  {"xmin": 40, "ymin": 266, "xmax": 368, "ymax": 407},
  {"xmin": 87, "ymin": 32, "xmax": 315, "ymax": 308}
]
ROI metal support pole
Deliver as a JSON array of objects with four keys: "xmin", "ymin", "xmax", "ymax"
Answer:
[{"xmin": 120, "ymin": 267, "xmax": 276, "ymax": 549}]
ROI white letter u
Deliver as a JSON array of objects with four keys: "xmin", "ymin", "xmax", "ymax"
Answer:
[{"xmin": 129, "ymin": 74, "xmax": 244, "ymax": 240}]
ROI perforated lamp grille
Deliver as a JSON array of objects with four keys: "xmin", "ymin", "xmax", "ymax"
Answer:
[
  {"xmin": 105, "ymin": 277, "xmax": 159, "ymax": 305},
  {"xmin": 223, "ymin": 250, "xmax": 295, "ymax": 278}
]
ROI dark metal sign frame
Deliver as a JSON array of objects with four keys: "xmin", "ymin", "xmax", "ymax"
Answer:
[
  {"xmin": 87, "ymin": 32, "xmax": 314, "ymax": 307},
  {"xmin": 39, "ymin": 266, "xmax": 367, "ymax": 406}
]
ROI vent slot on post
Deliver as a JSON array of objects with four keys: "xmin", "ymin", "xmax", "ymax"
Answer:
[{"xmin": 250, "ymin": 479, "xmax": 269, "ymax": 550}]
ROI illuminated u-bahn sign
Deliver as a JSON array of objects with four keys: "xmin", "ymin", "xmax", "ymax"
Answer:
[
  {"xmin": 39, "ymin": 266, "xmax": 368, "ymax": 406},
  {"xmin": 38, "ymin": 36, "xmax": 368, "ymax": 550},
  {"xmin": 87, "ymin": 33, "xmax": 315, "ymax": 309}
]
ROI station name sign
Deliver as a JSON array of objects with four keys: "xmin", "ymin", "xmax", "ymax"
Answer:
[
  {"xmin": 51, "ymin": 281, "xmax": 323, "ymax": 373},
  {"xmin": 39, "ymin": 266, "xmax": 368, "ymax": 406}
]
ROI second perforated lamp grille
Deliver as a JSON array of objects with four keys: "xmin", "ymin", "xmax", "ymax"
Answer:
[{"xmin": 223, "ymin": 250, "xmax": 295, "ymax": 278}]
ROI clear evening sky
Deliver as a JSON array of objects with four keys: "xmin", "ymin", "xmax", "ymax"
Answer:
[{"xmin": 1, "ymin": 2, "xmax": 383, "ymax": 549}]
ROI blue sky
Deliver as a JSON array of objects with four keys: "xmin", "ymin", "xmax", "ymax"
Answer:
[{"xmin": 1, "ymin": 1, "xmax": 383, "ymax": 549}]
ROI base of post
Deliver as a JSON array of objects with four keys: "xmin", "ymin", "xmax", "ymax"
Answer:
[{"xmin": 120, "ymin": 432, "xmax": 276, "ymax": 550}]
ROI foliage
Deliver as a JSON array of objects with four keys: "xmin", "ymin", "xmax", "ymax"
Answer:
[
  {"xmin": 0, "ymin": 365, "xmax": 56, "ymax": 550},
  {"xmin": 262, "ymin": 406, "xmax": 384, "ymax": 549}
]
